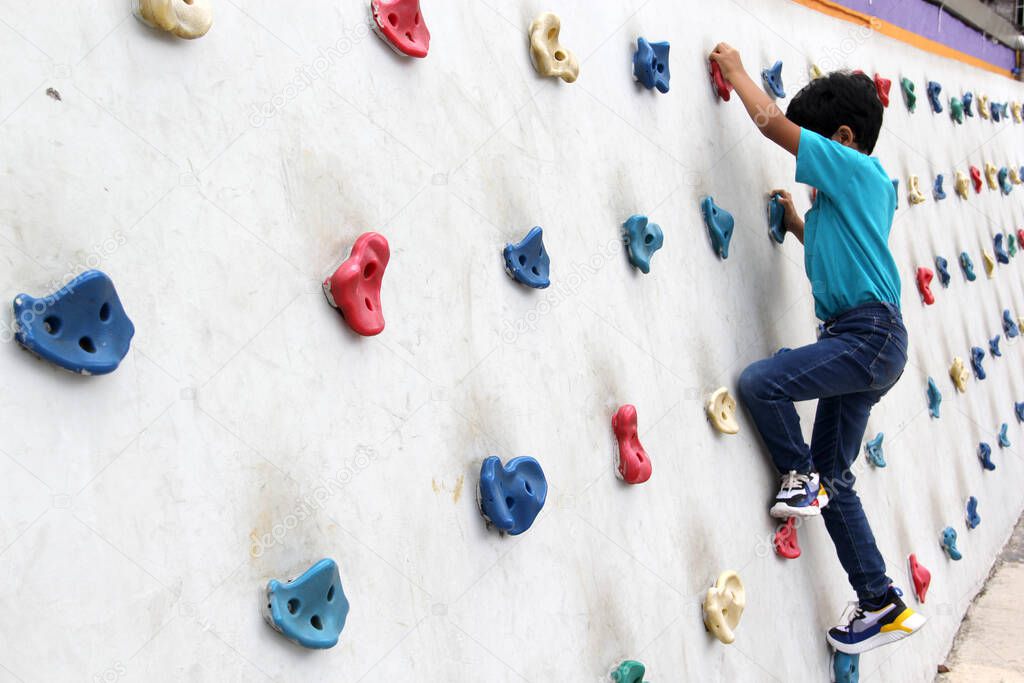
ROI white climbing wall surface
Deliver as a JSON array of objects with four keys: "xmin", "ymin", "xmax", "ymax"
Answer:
[{"xmin": 1, "ymin": 1, "xmax": 1023, "ymax": 681}]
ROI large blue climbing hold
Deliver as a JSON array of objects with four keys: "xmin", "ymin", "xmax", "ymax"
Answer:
[
  {"xmin": 768, "ymin": 194, "xmax": 786, "ymax": 244},
  {"xmin": 633, "ymin": 38, "xmax": 670, "ymax": 93},
  {"xmin": 13, "ymin": 270, "xmax": 135, "ymax": 375},
  {"xmin": 933, "ymin": 174, "xmax": 946, "ymax": 200},
  {"xmin": 701, "ymin": 196, "xmax": 734, "ymax": 259},
  {"xmin": 503, "ymin": 227, "xmax": 550, "ymax": 289},
  {"xmin": 927, "ymin": 377, "xmax": 942, "ymax": 418},
  {"xmin": 1003, "ymin": 310, "xmax": 1020, "ymax": 338},
  {"xmin": 970, "ymin": 347, "xmax": 986, "ymax": 380},
  {"xmin": 1016, "ymin": 401, "xmax": 1024, "ymax": 423},
  {"xmin": 941, "ymin": 527, "xmax": 962, "ymax": 560},
  {"xmin": 479, "ymin": 455, "xmax": 547, "ymax": 535},
  {"xmin": 994, "ymin": 233, "xmax": 1010, "ymax": 264},
  {"xmin": 934, "ymin": 256, "xmax": 950, "ymax": 287},
  {"xmin": 926, "ymin": 81, "xmax": 942, "ymax": 113},
  {"xmin": 264, "ymin": 558, "xmax": 349, "ymax": 649},
  {"xmin": 999, "ymin": 423, "xmax": 1010, "ymax": 448},
  {"xmin": 761, "ymin": 60, "xmax": 785, "ymax": 98},
  {"xmin": 963, "ymin": 92, "xmax": 974, "ymax": 116},
  {"xmin": 832, "ymin": 651, "xmax": 859, "ymax": 683},
  {"xmin": 959, "ymin": 252, "xmax": 976, "ymax": 281},
  {"xmin": 622, "ymin": 215, "xmax": 664, "ymax": 274},
  {"xmin": 990, "ymin": 335, "xmax": 1001, "ymax": 357},
  {"xmin": 865, "ymin": 433, "xmax": 885, "ymax": 468},
  {"xmin": 998, "ymin": 168, "xmax": 1013, "ymax": 195},
  {"xmin": 966, "ymin": 496, "xmax": 981, "ymax": 530},
  {"xmin": 979, "ymin": 442, "xmax": 995, "ymax": 471},
  {"xmin": 991, "ymin": 100, "xmax": 1001, "ymax": 121}
]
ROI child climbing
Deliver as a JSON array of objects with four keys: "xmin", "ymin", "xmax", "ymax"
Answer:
[{"xmin": 709, "ymin": 43, "xmax": 925, "ymax": 655}]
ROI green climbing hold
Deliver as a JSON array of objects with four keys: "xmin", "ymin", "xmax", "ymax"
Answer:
[
  {"xmin": 611, "ymin": 660, "xmax": 647, "ymax": 683},
  {"xmin": 901, "ymin": 78, "xmax": 917, "ymax": 113},
  {"xmin": 950, "ymin": 97, "xmax": 964, "ymax": 124},
  {"xmin": 1009, "ymin": 233, "xmax": 1018, "ymax": 257}
]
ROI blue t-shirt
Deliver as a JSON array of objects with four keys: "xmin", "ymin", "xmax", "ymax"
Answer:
[{"xmin": 796, "ymin": 128, "xmax": 901, "ymax": 321}]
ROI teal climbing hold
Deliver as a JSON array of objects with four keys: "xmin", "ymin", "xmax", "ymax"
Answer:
[
  {"xmin": 998, "ymin": 423, "xmax": 1010, "ymax": 448},
  {"xmin": 865, "ymin": 433, "xmax": 885, "ymax": 468},
  {"xmin": 900, "ymin": 78, "xmax": 916, "ymax": 112},
  {"xmin": 701, "ymin": 196, "xmax": 734, "ymax": 259},
  {"xmin": 959, "ymin": 252, "xmax": 976, "ymax": 281},
  {"xmin": 998, "ymin": 167, "xmax": 1013, "ymax": 195},
  {"xmin": 892, "ymin": 178, "xmax": 899, "ymax": 209},
  {"xmin": 611, "ymin": 660, "xmax": 647, "ymax": 683},
  {"xmin": 832, "ymin": 651, "xmax": 859, "ymax": 683},
  {"xmin": 950, "ymin": 97, "xmax": 964, "ymax": 123},
  {"xmin": 941, "ymin": 527, "xmax": 962, "ymax": 560},
  {"xmin": 927, "ymin": 377, "xmax": 942, "ymax": 418},
  {"xmin": 263, "ymin": 558, "xmax": 350, "ymax": 649},
  {"xmin": 768, "ymin": 194, "xmax": 786, "ymax": 244},
  {"xmin": 1016, "ymin": 402, "xmax": 1024, "ymax": 423},
  {"xmin": 622, "ymin": 215, "xmax": 664, "ymax": 274}
]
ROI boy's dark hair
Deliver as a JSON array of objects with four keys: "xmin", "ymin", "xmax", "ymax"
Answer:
[{"xmin": 786, "ymin": 71, "xmax": 883, "ymax": 154}]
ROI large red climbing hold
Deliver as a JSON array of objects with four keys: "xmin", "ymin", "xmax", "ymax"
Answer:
[
  {"xmin": 710, "ymin": 60, "xmax": 733, "ymax": 102},
  {"xmin": 874, "ymin": 74, "xmax": 892, "ymax": 107},
  {"xmin": 916, "ymin": 267, "xmax": 935, "ymax": 305},
  {"xmin": 774, "ymin": 517, "xmax": 801, "ymax": 559},
  {"xmin": 323, "ymin": 232, "xmax": 390, "ymax": 336},
  {"xmin": 612, "ymin": 405, "xmax": 652, "ymax": 485},
  {"xmin": 1018, "ymin": 229, "xmax": 1024, "ymax": 248},
  {"xmin": 908, "ymin": 554, "xmax": 931, "ymax": 603},
  {"xmin": 970, "ymin": 165, "xmax": 983, "ymax": 194},
  {"xmin": 371, "ymin": 0, "xmax": 430, "ymax": 58}
]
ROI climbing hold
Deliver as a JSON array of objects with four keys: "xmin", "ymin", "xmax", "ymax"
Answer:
[
  {"xmin": 632, "ymin": 38, "xmax": 670, "ymax": 93},
  {"xmin": 959, "ymin": 252, "xmax": 976, "ymax": 281},
  {"xmin": 926, "ymin": 81, "xmax": 942, "ymax": 113},
  {"xmin": 998, "ymin": 423, "xmax": 1010, "ymax": 449},
  {"xmin": 966, "ymin": 496, "xmax": 981, "ymax": 530},
  {"xmin": 982, "ymin": 250, "xmax": 996, "ymax": 278},
  {"xmin": 12, "ymin": 270, "xmax": 135, "ymax": 375},
  {"xmin": 995, "ymin": 233, "xmax": 1010, "ymax": 264},
  {"xmin": 832, "ymin": 651, "xmax": 860, "ymax": 683},
  {"xmin": 900, "ymin": 78, "xmax": 916, "ymax": 112},
  {"xmin": 950, "ymin": 97, "xmax": 964, "ymax": 124},
  {"xmin": 809, "ymin": 63, "xmax": 824, "ymax": 80},
  {"xmin": 263, "ymin": 558, "xmax": 349, "ymax": 649},
  {"xmin": 761, "ymin": 60, "xmax": 785, "ymax": 98},
  {"xmin": 874, "ymin": 74, "xmax": 891, "ymax": 107},
  {"xmin": 370, "ymin": 0, "xmax": 430, "ymax": 58},
  {"xmin": 864, "ymin": 433, "xmax": 886, "ymax": 468},
  {"xmin": 998, "ymin": 167, "xmax": 1013, "ymax": 195},
  {"xmin": 528, "ymin": 13, "xmax": 578, "ymax": 83},
  {"xmin": 978, "ymin": 94, "xmax": 990, "ymax": 120},
  {"xmin": 941, "ymin": 527, "xmax": 962, "ymax": 561},
  {"xmin": 478, "ymin": 455, "xmax": 547, "ymax": 535},
  {"xmin": 978, "ymin": 442, "xmax": 995, "ymax": 471},
  {"xmin": 907, "ymin": 175, "xmax": 926, "ymax": 205},
  {"xmin": 970, "ymin": 166, "xmax": 983, "ymax": 193},
  {"xmin": 908, "ymin": 554, "xmax": 931, "ymax": 603},
  {"xmin": 611, "ymin": 405, "xmax": 652, "ymax": 485},
  {"xmin": 1016, "ymin": 402, "xmax": 1024, "ymax": 423},
  {"xmin": 705, "ymin": 387, "xmax": 739, "ymax": 434},
  {"xmin": 702, "ymin": 570, "xmax": 745, "ymax": 644},
  {"xmin": 1010, "ymin": 233, "xmax": 1019, "ymax": 258},
  {"xmin": 933, "ymin": 175, "xmax": 946, "ymax": 200},
  {"xmin": 891, "ymin": 179, "xmax": 899, "ymax": 209},
  {"xmin": 1011, "ymin": 168, "xmax": 1023, "ymax": 185},
  {"xmin": 774, "ymin": 517, "xmax": 801, "ymax": 559},
  {"xmin": 927, "ymin": 377, "xmax": 942, "ymax": 418},
  {"xmin": 990, "ymin": 335, "xmax": 1001, "ymax": 357},
  {"xmin": 767, "ymin": 194, "xmax": 786, "ymax": 244},
  {"xmin": 710, "ymin": 60, "xmax": 733, "ymax": 101},
  {"xmin": 1013, "ymin": 101, "xmax": 1023, "ymax": 123},
  {"xmin": 503, "ymin": 227, "xmax": 550, "ymax": 289},
  {"xmin": 1004, "ymin": 310, "xmax": 1020, "ymax": 338},
  {"xmin": 985, "ymin": 162, "xmax": 998, "ymax": 190},
  {"xmin": 133, "ymin": 0, "xmax": 212, "ymax": 39},
  {"xmin": 915, "ymin": 267, "xmax": 935, "ymax": 305},
  {"xmin": 963, "ymin": 92, "xmax": 974, "ymax": 116},
  {"xmin": 954, "ymin": 171, "xmax": 970, "ymax": 199},
  {"xmin": 622, "ymin": 215, "xmax": 663, "ymax": 274},
  {"xmin": 934, "ymin": 257, "xmax": 950, "ymax": 287},
  {"xmin": 323, "ymin": 232, "xmax": 390, "ymax": 337},
  {"xmin": 1019, "ymin": 229, "xmax": 1024, "ymax": 251},
  {"xmin": 610, "ymin": 661, "xmax": 646, "ymax": 683},
  {"xmin": 701, "ymin": 197, "xmax": 734, "ymax": 259},
  {"xmin": 970, "ymin": 347, "xmax": 986, "ymax": 380},
  {"xmin": 991, "ymin": 100, "xmax": 1002, "ymax": 122},
  {"xmin": 949, "ymin": 357, "xmax": 969, "ymax": 393}
]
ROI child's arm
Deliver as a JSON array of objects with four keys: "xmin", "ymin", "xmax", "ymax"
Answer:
[
  {"xmin": 770, "ymin": 189, "xmax": 805, "ymax": 244},
  {"xmin": 710, "ymin": 43, "xmax": 801, "ymax": 156}
]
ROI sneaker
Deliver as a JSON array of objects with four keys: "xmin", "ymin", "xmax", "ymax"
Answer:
[
  {"xmin": 826, "ymin": 587, "xmax": 927, "ymax": 654},
  {"xmin": 769, "ymin": 470, "xmax": 830, "ymax": 518}
]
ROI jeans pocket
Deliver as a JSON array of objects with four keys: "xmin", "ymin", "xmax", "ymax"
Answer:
[{"xmin": 868, "ymin": 331, "xmax": 908, "ymax": 390}]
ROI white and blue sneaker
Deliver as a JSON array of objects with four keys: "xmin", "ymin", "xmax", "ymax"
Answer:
[
  {"xmin": 769, "ymin": 470, "xmax": 829, "ymax": 518},
  {"xmin": 827, "ymin": 586, "xmax": 927, "ymax": 654}
]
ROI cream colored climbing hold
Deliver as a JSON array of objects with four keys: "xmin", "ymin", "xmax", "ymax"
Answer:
[
  {"xmin": 950, "ymin": 357, "xmax": 969, "ymax": 393},
  {"xmin": 703, "ymin": 570, "xmax": 745, "ymax": 645},
  {"xmin": 954, "ymin": 171, "xmax": 970, "ymax": 199},
  {"xmin": 907, "ymin": 175, "xmax": 926, "ymax": 205},
  {"xmin": 983, "ymin": 250, "xmax": 996, "ymax": 278},
  {"xmin": 978, "ymin": 94, "xmax": 990, "ymax": 120},
  {"xmin": 134, "ymin": 0, "xmax": 212, "ymax": 39},
  {"xmin": 706, "ymin": 387, "xmax": 739, "ymax": 434},
  {"xmin": 984, "ymin": 163, "xmax": 998, "ymax": 191},
  {"xmin": 809, "ymin": 63, "xmax": 824, "ymax": 80},
  {"xmin": 1012, "ymin": 101, "xmax": 1022, "ymax": 124},
  {"xmin": 528, "ymin": 13, "xmax": 578, "ymax": 83},
  {"xmin": 1010, "ymin": 168, "xmax": 1022, "ymax": 185}
]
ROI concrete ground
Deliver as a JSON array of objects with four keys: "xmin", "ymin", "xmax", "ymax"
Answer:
[{"xmin": 938, "ymin": 514, "xmax": 1024, "ymax": 682}]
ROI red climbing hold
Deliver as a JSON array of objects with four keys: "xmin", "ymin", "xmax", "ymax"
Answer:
[
  {"xmin": 1018, "ymin": 228, "xmax": 1024, "ymax": 248},
  {"xmin": 710, "ymin": 60, "xmax": 733, "ymax": 102},
  {"xmin": 908, "ymin": 554, "xmax": 931, "ymax": 603},
  {"xmin": 611, "ymin": 405, "xmax": 652, "ymax": 485},
  {"xmin": 323, "ymin": 232, "xmax": 390, "ymax": 336},
  {"xmin": 874, "ymin": 74, "xmax": 891, "ymax": 107},
  {"xmin": 774, "ymin": 517, "xmax": 801, "ymax": 559},
  {"xmin": 371, "ymin": 0, "xmax": 430, "ymax": 58},
  {"xmin": 970, "ymin": 165, "xmax": 983, "ymax": 194},
  {"xmin": 916, "ymin": 267, "xmax": 935, "ymax": 306}
]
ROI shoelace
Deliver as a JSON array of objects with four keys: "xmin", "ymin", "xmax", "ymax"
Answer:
[
  {"xmin": 837, "ymin": 600, "xmax": 865, "ymax": 628},
  {"xmin": 781, "ymin": 470, "xmax": 810, "ymax": 494}
]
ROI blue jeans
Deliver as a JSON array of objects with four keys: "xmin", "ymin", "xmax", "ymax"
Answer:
[{"xmin": 738, "ymin": 302, "xmax": 908, "ymax": 601}]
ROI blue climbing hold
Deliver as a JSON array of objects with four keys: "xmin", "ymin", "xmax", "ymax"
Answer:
[
  {"xmin": 1016, "ymin": 401, "xmax": 1024, "ymax": 423},
  {"xmin": 963, "ymin": 92, "xmax": 974, "ymax": 116},
  {"xmin": 768, "ymin": 194, "xmax": 786, "ymax": 244},
  {"xmin": 991, "ymin": 100, "xmax": 1001, "ymax": 121},
  {"xmin": 966, "ymin": 496, "xmax": 981, "ymax": 530},
  {"xmin": 941, "ymin": 527, "xmax": 962, "ymax": 560},
  {"xmin": 622, "ymin": 215, "xmax": 664, "ymax": 274},
  {"xmin": 701, "ymin": 196, "xmax": 734, "ymax": 259},
  {"xmin": 12, "ymin": 270, "xmax": 135, "ymax": 375},
  {"xmin": 927, "ymin": 377, "xmax": 942, "ymax": 418},
  {"xmin": 999, "ymin": 423, "xmax": 1010, "ymax": 448},
  {"xmin": 959, "ymin": 252, "xmax": 976, "ymax": 281},
  {"xmin": 994, "ymin": 233, "xmax": 1010, "ymax": 263},
  {"xmin": 479, "ymin": 455, "xmax": 547, "ymax": 535},
  {"xmin": 503, "ymin": 227, "xmax": 550, "ymax": 289},
  {"xmin": 892, "ymin": 178, "xmax": 899, "ymax": 209},
  {"xmin": 990, "ymin": 335, "xmax": 1001, "ymax": 357},
  {"xmin": 865, "ymin": 433, "xmax": 885, "ymax": 468},
  {"xmin": 933, "ymin": 174, "xmax": 946, "ymax": 200},
  {"xmin": 761, "ymin": 60, "xmax": 785, "ymax": 98},
  {"xmin": 632, "ymin": 38, "xmax": 670, "ymax": 93},
  {"xmin": 970, "ymin": 347, "xmax": 986, "ymax": 380},
  {"xmin": 934, "ymin": 256, "xmax": 950, "ymax": 287},
  {"xmin": 998, "ymin": 168, "xmax": 1013, "ymax": 195},
  {"xmin": 1003, "ymin": 310, "xmax": 1020, "ymax": 338},
  {"xmin": 979, "ymin": 442, "xmax": 995, "ymax": 471},
  {"xmin": 264, "ymin": 558, "xmax": 349, "ymax": 649},
  {"xmin": 926, "ymin": 81, "xmax": 942, "ymax": 113},
  {"xmin": 832, "ymin": 651, "xmax": 859, "ymax": 683}
]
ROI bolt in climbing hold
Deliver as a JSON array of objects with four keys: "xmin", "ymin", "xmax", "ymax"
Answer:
[
  {"xmin": 873, "ymin": 74, "xmax": 890, "ymax": 107},
  {"xmin": 767, "ymin": 194, "xmax": 786, "ymax": 244},
  {"xmin": 959, "ymin": 252, "xmax": 976, "ymax": 281},
  {"xmin": 984, "ymin": 162, "xmax": 998, "ymax": 190},
  {"xmin": 982, "ymin": 250, "xmax": 996, "ymax": 278},
  {"xmin": 701, "ymin": 197, "xmax": 734, "ymax": 259},
  {"xmin": 774, "ymin": 517, "xmax": 801, "ymax": 559},
  {"xmin": 998, "ymin": 167, "xmax": 1013, "ymax": 195},
  {"xmin": 133, "ymin": 0, "xmax": 213, "ymax": 39},
  {"xmin": 622, "ymin": 215, "xmax": 664, "ymax": 274},
  {"xmin": 926, "ymin": 81, "xmax": 942, "ymax": 113},
  {"xmin": 907, "ymin": 175, "xmax": 926, "ymax": 205},
  {"xmin": 941, "ymin": 527, "xmax": 962, "ymax": 560},
  {"xmin": 978, "ymin": 94, "xmax": 990, "ymax": 120},
  {"xmin": 528, "ymin": 13, "xmax": 578, "ymax": 83},
  {"xmin": 610, "ymin": 660, "xmax": 647, "ymax": 683},
  {"xmin": 632, "ymin": 38, "xmax": 670, "ymax": 93},
  {"xmin": 998, "ymin": 423, "xmax": 1010, "ymax": 449},
  {"xmin": 832, "ymin": 650, "xmax": 860, "ymax": 683},
  {"xmin": 990, "ymin": 335, "xmax": 1001, "ymax": 357},
  {"xmin": 710, "ymin": 59, "xmax": 733, "ymax": 101},
  {"xmin": 927, "ymin": 377, "xmax": 942, "ymax": 418},
  {"xmin": 970, "ymin": 347, "xmax": 986, "ymax": 380},
  {"xmin": 900, "ymin": 78, "xmax": 917, "ymax": 112},
  {"xmin": 966, "ymin": 496, "xmax": 981, "ymax": 530},
  {"xmin": 1005, "ymin": 310, "xmax": 1021, "ymax": 338},
  {"xmin": 705, "ymin": 387, "xmax": 739, "ymax": 434},
  {"xmin": 963, "ymin": 92, "xmax": 974, "ymax": 116},
  {"xmin": 950, "ymin": 97, "xmax": 964, "ymax": 124},
  {"xmin": 978, "ymin": 442, "xmax": 995, "ymax": 471},
  {"xmin": 478, "ymin": 456, "xmax": 547, "ymax": 535},
  {"xmin": 263, "ymin": 558, "xmax": 350, "ymax": 649},
  {"xmin": 969, "ymin": 166, "xmax": 983, "ymax": 193},
  {"xmin": 908, "ymin": 554, "xmax": 931, "ymax": 603},
  {"xmin": 503, "ymin": 227, "xmax": 551, "ymax": 289},
  {"xmin": 865, "ymin": 433, "xmax": 886, "ymax": 468},
  {"xmin": 934, "ymin": 256, "xmax": 950, "ymax": 287},
  {"xmin": 995, "ymin": 233, "xmax": 1010, "ymax": 264},
  {"xmin": 761, "ymin": 60, "xmax": 785, "ymax": 98},
  {"xmin": 954, "ymin": 171, "xmax": 970, "ymax": 199},
  {"xmin": 933, "ymin": 174, "xmax": 946, "ymax": 200},
  {"xmin": 950, "ymin": 357, "xmax": 969, "ymax": 393},
  {"xmin": 915, "ymin": 267, "xmax": 935, "ymax": 305},
  {"xmin": 323, "ymin": 232, "xmax": 390, "ymax": 337},
  {"xmin": 370, "ymin": 0, "xmax": 430, "ymax": 58},
  {"xmin": 611, "ymin": 405, "xmax": 652, "ymax": 485},
  {"xmin": 12, "ymin": 270, "xmax": 135, "ymax": 375},
  {"xmin": 702, "ymin": 571, "xmax": 745, "ymax": 644}
]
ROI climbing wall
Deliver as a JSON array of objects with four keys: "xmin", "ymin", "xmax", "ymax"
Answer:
[{"xmin": 1, "ymin": 1, "xmax": 1023, "ymax": 681}]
